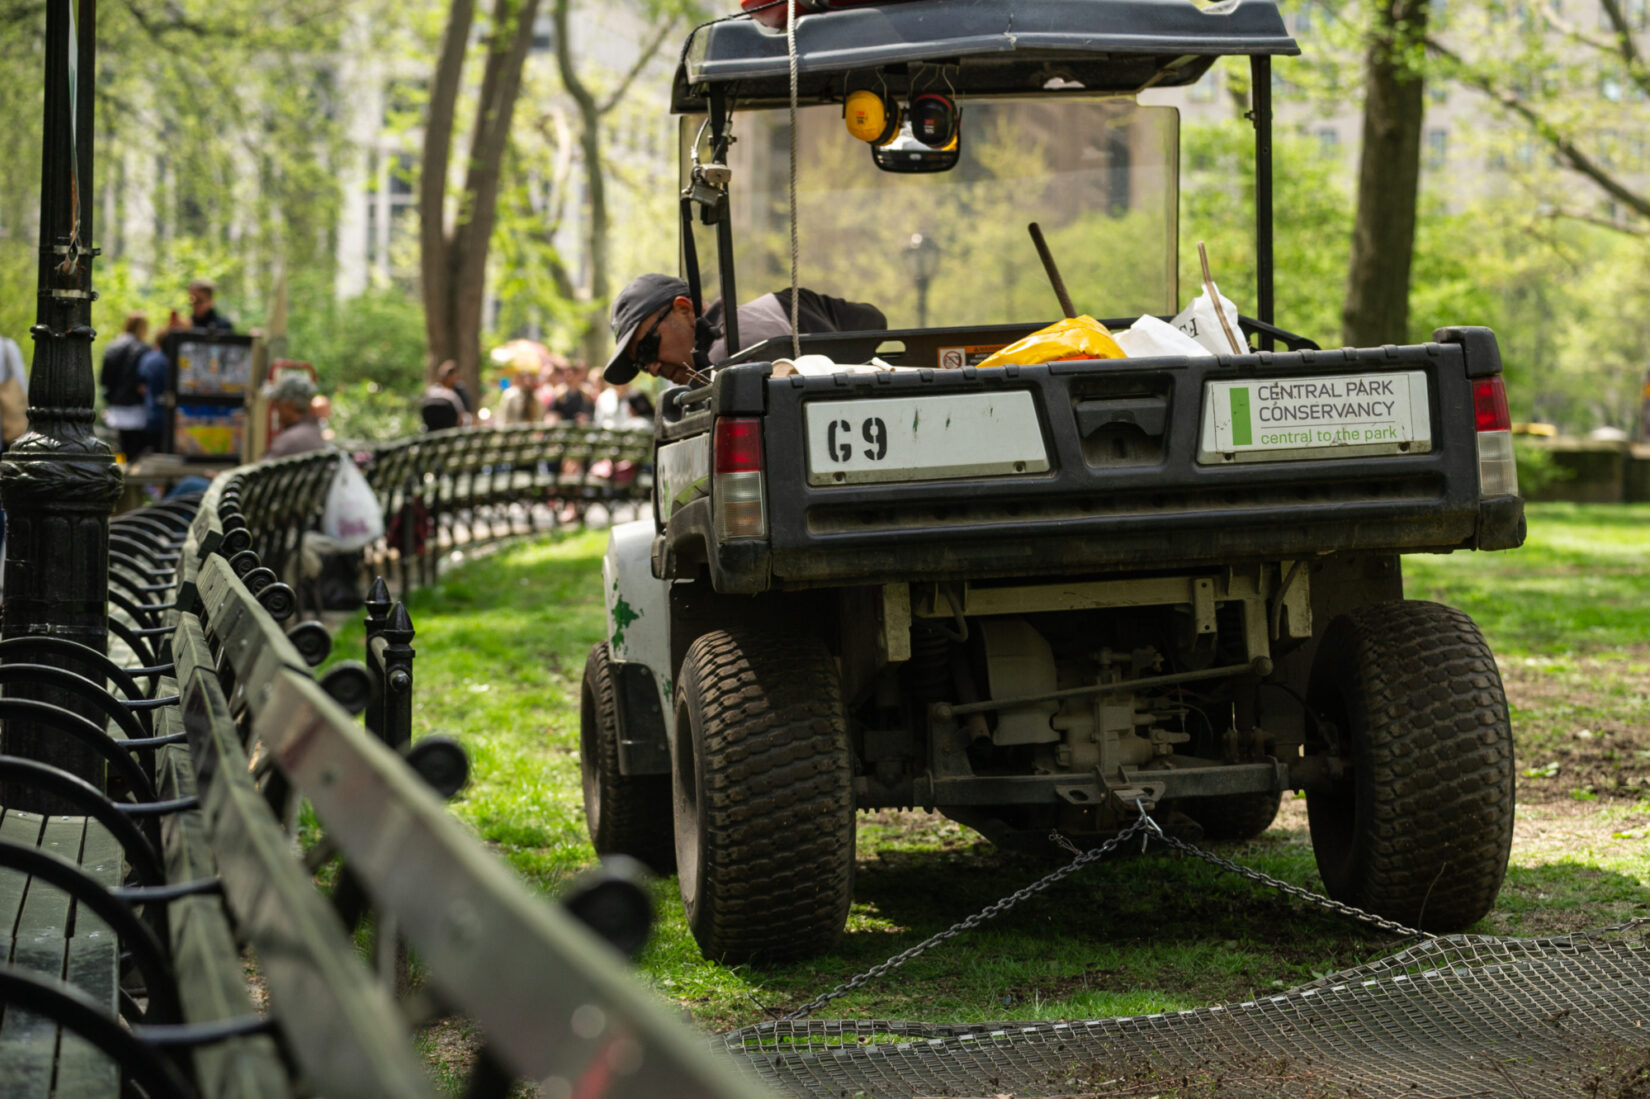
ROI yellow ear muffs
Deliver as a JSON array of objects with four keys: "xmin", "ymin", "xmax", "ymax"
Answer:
[
  {"xmin": 845, "ymin": 89, "xmax": 901, "ymax": 145},
  {"xmin": 909, "ymin": 92, "xmax": 959, "ymax": 148}
]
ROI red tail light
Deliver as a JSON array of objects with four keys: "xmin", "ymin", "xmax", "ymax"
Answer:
[
  {"xmin": 1473, "ymin": 377, "xmax": 1511, "ymax": 433},
  {"xmin": 714, "ymin": 417, "xmax": 764, "ymax": 473},
  {"xmin": 714, "ymin": 417, "xmax": 767, "ymax": 539}
]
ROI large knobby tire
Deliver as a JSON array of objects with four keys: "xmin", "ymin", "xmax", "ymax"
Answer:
[
  {"xmin": 1306, "ymin": 600, "xmax": 1515, "ymax": 932},
  {"xmin": 672, "ymin": 629, "xmax": 855, "ymax": 963},
  {"xmin": 1184, "ymin": 790, "xmax": 1283, "ymax": 843},
  {"xmin": 580, "ymin": 642, "xmax": 674, "ymax": 875}
]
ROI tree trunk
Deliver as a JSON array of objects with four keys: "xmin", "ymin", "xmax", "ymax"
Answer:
[
  {"xmin": 421, "ymin": 0, "xmax": 542, "ymax": 396},
  {"xmin": 1342, "ymin": 0, "xmax": 1429, "ymax": 348},
  {"xmin": 421, "ymin": 0, "xmax": 474, "ymax": 379}
]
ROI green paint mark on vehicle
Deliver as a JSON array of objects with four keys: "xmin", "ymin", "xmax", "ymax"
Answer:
[
  {"xmin": 912, "ymin": 408, "xmax": 920, "ymax": 434},
  {"xmin": 1229, "ymin": 387, "xmax": 1253, "ymax": 446},
  {"xmin": 611, "ymin": 593, "xmax": 640, "ymax": 650}
]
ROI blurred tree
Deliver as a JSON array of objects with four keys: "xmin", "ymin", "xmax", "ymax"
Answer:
[
  {"xmin": 549, "ymin": 0, "xmax": 685, "ymax": 362},
  {"xmin": 421, "ymin": 0, "xmax": 542, "ymax": 401},
  {"xmin": 1342, "ymin": 0, "xmax": 1430, "ymax": 347},
  {"xmin": 1425, "ymin": 0, "xmax": 1650, "ymax": 231}
]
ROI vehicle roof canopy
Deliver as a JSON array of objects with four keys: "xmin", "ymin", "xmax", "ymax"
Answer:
[{"xmin": 672, "ymin": 0, "xmax": 1298, "ymax": 111}]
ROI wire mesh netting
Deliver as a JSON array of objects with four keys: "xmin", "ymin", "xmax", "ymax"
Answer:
[{"xmin": 718, "ymin": 923, "xmax": 1650, "ymax": 1097}]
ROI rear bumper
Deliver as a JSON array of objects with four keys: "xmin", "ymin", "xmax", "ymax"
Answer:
[{"xmin": 751, "ymin": 339, "xmax": 1521, "ymax": 588}]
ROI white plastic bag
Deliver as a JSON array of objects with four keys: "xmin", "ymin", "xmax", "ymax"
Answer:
[
  {"xmin": 1114, "ymin": 314, "xmax": 1214, "ymax": 359},
  {"xmin": 321, "ymin": 453, "xmax": 385, "ymax": 551},
  {"xmin": 1171, "ymin": 283, "xmax": 1245, "ymax": 355}
]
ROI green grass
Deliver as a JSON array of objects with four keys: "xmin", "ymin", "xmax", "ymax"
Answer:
[{"xmin": 338, "ymin": 504, "xmax": 1650, "ymax": 1041}]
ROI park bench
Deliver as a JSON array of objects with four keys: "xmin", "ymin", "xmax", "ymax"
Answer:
[
  {"xmin": 1, "ymin": 470, "xmax": 763, "ymax": 1097},
  {"xmin": 362, "ymin": 424, "xmax": 653, "ymax": 593}
]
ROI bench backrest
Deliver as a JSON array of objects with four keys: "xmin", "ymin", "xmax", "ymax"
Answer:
[{"xmin": 184, "ymin": 545, "xmax": 763, "ymax": 1098}]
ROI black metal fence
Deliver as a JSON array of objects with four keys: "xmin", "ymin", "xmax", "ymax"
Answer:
[{"xmin": 227, "ymin": 423, "xmax": 653, "ymax": 606}]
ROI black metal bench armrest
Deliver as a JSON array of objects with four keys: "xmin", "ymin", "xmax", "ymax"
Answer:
[
  {"xmin": 0, "ymin": 842, "xmax": 177, "ymax": 1023},
  {"xmin": 0, "ymin": 756, "xmax": 163, "ymax": 883}
]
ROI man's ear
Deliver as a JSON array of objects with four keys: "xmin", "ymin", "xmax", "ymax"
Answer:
[{"xmin": 672, "ymin": 295, "xmax": 696, "ymax": 319}]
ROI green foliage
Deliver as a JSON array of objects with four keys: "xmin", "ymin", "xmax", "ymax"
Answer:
[
  {"xmin": 283, "ymin": 276, "xmax": 429, "ymax": 394},
  {"xmin": 1512, "ymin": 437, "xmax": 1573, "ymax": 497},
  {"xmin": 327, "ymin": 380, "xmax": 422, "ymax": 445},
  {"xmin": 1179, "ymin": 121, "xmax": 1353, "ymax": 344}
]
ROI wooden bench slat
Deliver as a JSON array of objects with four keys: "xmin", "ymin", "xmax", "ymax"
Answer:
[
  {"xmin": 53, "ymin": 936, "xmax": 119, "ymax": 1096},
  {"xmin": 52, "ymin": 821, "xmax": 121, "ymax": 1095},
  {"xmin": 255, "ymin": 668, "xmax": 768, "ymax": 1099},
  {"xmin": 176, "ymin": 619, "xmax": 437, "ymax": 1099},
  {"xmin": 0, "ymin": 810, "xmax": 42, "ymax": 956},
  {"xmin": 157, "ymin": 738, "xmax": 292, "ymax": 1099},
  {"xmin": 0, "ymin": 815, "xmax": 84, "ymax": 1099}
]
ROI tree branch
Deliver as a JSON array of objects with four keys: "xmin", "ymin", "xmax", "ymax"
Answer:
[
  {"xmin": 1425, "ymin": 34, "xmax": 1650, "ymax": 223},
  {"xmin": 597, "ymin": 16, "xmax": 680, "ymax": 116},
  {"xmin": 1542, "ymin": 205, "xmax": 1648, "ymax": 236}
]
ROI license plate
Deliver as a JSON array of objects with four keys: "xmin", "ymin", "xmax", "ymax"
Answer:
[
  {"xmin": 1198, "ymin": 371, "xmax": 1432, "ymax": 464},
  {"xmin": 806, "ymin": 391, "xmax": 1049, "ymax": 485}
]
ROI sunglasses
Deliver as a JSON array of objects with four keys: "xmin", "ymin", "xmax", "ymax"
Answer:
[{"xmin": 631, "ymin": 311, "xmax": 668, "ymax": 372}]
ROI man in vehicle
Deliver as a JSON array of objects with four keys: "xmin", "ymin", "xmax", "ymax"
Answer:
[{"xmin": 604, "ymin": 273, "xmax": 886, "ymax": 387}]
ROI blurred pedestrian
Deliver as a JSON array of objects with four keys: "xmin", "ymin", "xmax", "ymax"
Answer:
[
  {"xmin": 0, "ymin": 330, "xmax": 27, "ymax": 587},
  {"xmin": 187, "ymin": 278, "xmax": 234, "ymax": 332},
  {"xmin": 135, "ymin": 323, "xmax": 174, "ymax": 456},
  {"xmin": 262, "ymin": 372, "xmax": 326, "ymax": 460},
  {"xmin": 549, "ymin": 361, "xmax": 592, "ymax": 424},
  {"xmin": 422, "ymin": 359, "xmax": 473, "ymax": 430},
  {"xmin": 497, "ymin": 363, "xmax": 542, "ymax": 426},
  {"xmin": 101, "ymin": 312, "xmax": 150, "ymax": 456}
]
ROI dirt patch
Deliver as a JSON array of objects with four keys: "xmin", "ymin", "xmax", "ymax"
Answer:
[{"xmin": 1500, "ymin": 647, "xmax": 1650, "ymax": 804}]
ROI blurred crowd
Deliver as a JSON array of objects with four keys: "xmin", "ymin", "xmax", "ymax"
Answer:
[{"xmin": 428, "ymin": 339, "xmax": 655, "ymax": 434}]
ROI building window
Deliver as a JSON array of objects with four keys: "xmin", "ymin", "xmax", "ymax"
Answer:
[
  {"xmin": 1316, "ymin": 127, "xmax": 1340, "ymax": 157},
  {"xmin": 1425, "ymin": 128, "xmax": 1447, "ymax": 169}
]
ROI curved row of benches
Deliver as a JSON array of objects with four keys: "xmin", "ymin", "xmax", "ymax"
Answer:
[
  {"xmin": 228, "ymin": 424, "xmax": 653, "ymax": 607},
  {"xmin": 0, "ymin": 440, "xmax": 767, "ymax": 1097}
]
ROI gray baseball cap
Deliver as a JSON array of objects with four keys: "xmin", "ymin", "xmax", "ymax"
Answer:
[
  {"xmin": 262, "ymin": 371, "xmax": 316, "ymax": 404},
  {"xmin": 605, "ymin": 273, "xmax": 689, "ymax": 384}
]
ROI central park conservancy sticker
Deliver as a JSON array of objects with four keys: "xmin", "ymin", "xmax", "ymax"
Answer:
[{"xmin": 1198, "ymin": 370, "xmax": 1433, "ymax": 464}]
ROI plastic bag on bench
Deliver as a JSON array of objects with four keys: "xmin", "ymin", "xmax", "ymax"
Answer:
[{"xmin": 321, "ymin": 452, "xmax": 385, "ymax": 551}]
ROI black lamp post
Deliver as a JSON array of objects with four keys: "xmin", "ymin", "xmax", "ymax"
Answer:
[
  {"xmin": 904, "ymin": 232, "xmax": 940, "ymax": 329},
  {"xmin": 0, "ymin": 0, "xmax": 123, "ymax": 812}
]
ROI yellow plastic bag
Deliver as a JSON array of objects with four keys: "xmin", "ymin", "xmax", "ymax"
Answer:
[{"xmin": 978, "ymin": 315, "xmax": 1125, "ymax": 368}]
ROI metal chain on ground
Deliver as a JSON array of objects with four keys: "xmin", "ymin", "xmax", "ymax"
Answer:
[
  {"xmin": 1150, "ymin": 832, "xmax": 1428, "ymax": 939},
  {"xmin": 782, "ymin": 814, "xmax": 1157, "ymax": 1020},
  {"xmin": 784, "ymin": 802, "xmax": 1447, "ymax": 1021}
]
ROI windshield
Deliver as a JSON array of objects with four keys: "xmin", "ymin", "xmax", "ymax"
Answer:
[{"xmin": 681, "ymin": 95, "xmax": 1178, "ymax": 332}]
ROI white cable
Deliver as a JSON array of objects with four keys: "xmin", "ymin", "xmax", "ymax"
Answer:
[{"xmin": 786, "ymin": 0, "xmax": 801, "ymax": 359}]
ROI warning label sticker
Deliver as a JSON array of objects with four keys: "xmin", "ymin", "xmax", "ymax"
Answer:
[{"xmin": 937, "ymin": 345, "xmax": 1008, "ymax": 370}]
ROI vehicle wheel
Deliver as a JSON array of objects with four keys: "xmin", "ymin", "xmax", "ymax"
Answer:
[
  {"xmin": 1305, "ymin": 601, "xmax": 1514, "ymax": 932},
  {"xmin": 1184, "ymin": 790, "xmax": 1282, "ymax": 842},
  {"xmin": 672, "ymin": 628, "xmax": 855, "ymax": 962},
  {"xmin": 580, "ymin": 642, "xmax": 674, "ymax": 875}
]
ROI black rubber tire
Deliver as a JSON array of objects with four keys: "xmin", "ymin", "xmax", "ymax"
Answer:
[
  {"xmin": 672, "ymin": 628, "xmax": 855, "ymax": 963},
  {"xmin": 580, "ymin": 642, "xmax": 674, "ymax": 875},
  {"xmin": 1306, "ymin": 600, "xmax": 1515, "ymax": 932},
  {"xmin": 1184, "ymin": 790, "xmax": 1283, "ymax": 843}
]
